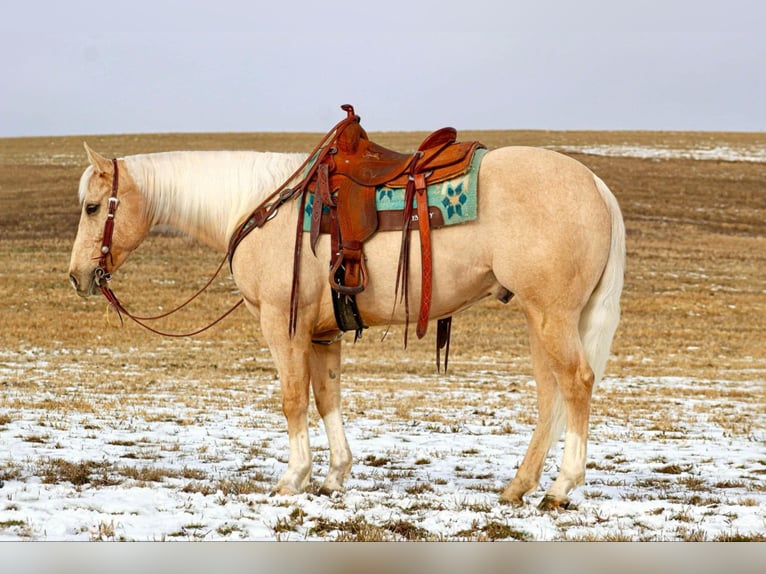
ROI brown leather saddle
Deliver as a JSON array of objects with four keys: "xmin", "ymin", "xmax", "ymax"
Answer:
[
  {"xmin": 304, "ymin": 106, "xmax": 482, "ymax": 346},
  {"xmin": 229, "ymin": 105, "xmax": 484, "ymax": 369}
]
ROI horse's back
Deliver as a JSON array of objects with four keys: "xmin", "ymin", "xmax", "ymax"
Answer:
[{"xmin": 479, "ymin": 146, "xmax": 604, "ymax": 208}]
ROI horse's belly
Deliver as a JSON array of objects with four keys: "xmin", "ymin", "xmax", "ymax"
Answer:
[{"xmin": 352, "ymin": 224, "xmax": 497, "ymax": 326}]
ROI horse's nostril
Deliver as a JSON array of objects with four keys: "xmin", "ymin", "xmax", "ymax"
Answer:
[{"xmin": 69, "ymin": 274, "xmax": 79, "ymax": 291}]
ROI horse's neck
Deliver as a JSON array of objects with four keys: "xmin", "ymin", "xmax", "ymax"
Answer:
[{"xmin": 125, "ymin": 151, "xmax": 306, "ymax": 250}]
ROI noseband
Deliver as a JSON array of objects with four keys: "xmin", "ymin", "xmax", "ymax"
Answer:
[{"xmin": 94, "ymin": 158, "xmax": 121, "ymax": 286}]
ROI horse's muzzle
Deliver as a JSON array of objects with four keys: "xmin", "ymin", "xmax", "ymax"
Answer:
[{"xmin": 69, "ymin": 270, "xmax": 97, "ymax": 297}]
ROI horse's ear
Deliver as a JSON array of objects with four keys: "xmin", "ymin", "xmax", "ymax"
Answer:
[{"xmin": 83, "ymin": 142, "xmax": 112, "ymax": 175}]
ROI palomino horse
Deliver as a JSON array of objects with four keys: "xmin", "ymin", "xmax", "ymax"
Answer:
[{"xmin": 68, "ymin": 130, "xmax": 625, "ymax": 510}]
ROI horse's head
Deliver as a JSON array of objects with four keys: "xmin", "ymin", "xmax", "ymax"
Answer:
[{"xmin": 68, "ymin": 143, "xmax": 152, "ymax": 297}]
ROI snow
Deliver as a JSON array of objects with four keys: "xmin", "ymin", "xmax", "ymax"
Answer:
[
  {"xmin": 552, "ymin": 144, "xmax": 766, "ymax": 163},
  {"xmin": 0, "ymin": 349, "xmax": 763, "ymax": 541}
]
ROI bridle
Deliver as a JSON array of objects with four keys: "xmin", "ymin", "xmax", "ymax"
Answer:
[
  {"xmin": 93, "ymin": 159, "xmax": 120, "ymax": 287},
  {"xmin": 93, "ymin": 159, "xmax": 243, "ymax": 337}
]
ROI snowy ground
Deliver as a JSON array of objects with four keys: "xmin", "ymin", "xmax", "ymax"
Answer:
[
  {"xmin": 0, "ymin": 348, "xmax": 763, "ymax": 541},
  {"xmin": 552, "ymin": 143, "xmax": 766, "ymax": 163}
]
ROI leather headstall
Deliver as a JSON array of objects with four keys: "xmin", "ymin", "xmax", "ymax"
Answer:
[{"xmin": 95, "ymin": 158, "xmax": 120, "ymax": 287}]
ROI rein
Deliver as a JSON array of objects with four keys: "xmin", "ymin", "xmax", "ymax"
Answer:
[
  {"xmin": 95, "ymin": 110, "xmax": 361, "ymax": 338},
  {"xmin": 95, "ymin": 159, "xmax": 243, "ymax": 337}
]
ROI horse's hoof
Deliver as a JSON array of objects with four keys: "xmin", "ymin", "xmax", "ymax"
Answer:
[
  {"xmin": 537, "ymin": 494, "xmax": 575, "ymax": 511},
  {"xmin": 272, "ymin": 483, "xmax": 300, "ymax": 497},
  {"xmin": 317, "ymin": 475, "xmax": 345, "ymax": 497},
  {"xmin": 318, "ymin": 485, "xmax": 344, "ymax": 497},
  {"xmin": 499, "ymin": 491, "xmax": 525, "ymax": 507}
]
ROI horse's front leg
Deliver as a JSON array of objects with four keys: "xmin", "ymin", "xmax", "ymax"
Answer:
[
  {"xmin": 260, "ymin": 304, "xmax": 314, "ymax": 495},
  {"xmin": 310, "ymin": 339, "xmax": 352, "ymax": 494}
]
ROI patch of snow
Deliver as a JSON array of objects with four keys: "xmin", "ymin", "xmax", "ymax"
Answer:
[
  {"xmin": 553, "ymin": 144, "xmax": 766, "ymax": 163},
  {"xmin": 1, "ymin": 365, "xmax": 763, "ymax": 541}
]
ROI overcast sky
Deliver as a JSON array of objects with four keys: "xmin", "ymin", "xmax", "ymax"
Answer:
[{"xmin": 1, "ymin": 0, "xmax": 763, "ymax": 136}]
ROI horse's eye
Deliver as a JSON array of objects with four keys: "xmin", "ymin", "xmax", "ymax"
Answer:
[{"xmin": 85, "ymin": 203, "xmax": 100, "ymax": 215}]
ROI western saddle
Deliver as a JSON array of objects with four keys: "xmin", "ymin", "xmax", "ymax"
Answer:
[{"xmin": 230, "ymin": 105, "xmax": 484, "ymax": 369}]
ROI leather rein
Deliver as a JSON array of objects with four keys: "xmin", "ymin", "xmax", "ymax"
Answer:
[
  {"xmin": 94, "ymin": 159, "xmax": 244, "ymax": 337},
  {"xmin": 94, "ymin": 113, "xmax": 359, "ymax": 338}
]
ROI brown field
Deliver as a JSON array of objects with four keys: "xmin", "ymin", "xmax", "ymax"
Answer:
[
  {"xmin": 2, "ymin": 130, "xmax": 764, "ymax": 379},
  {"xmin": 0, "ymin": 130, "xmax": 764, "ymax": 540}
]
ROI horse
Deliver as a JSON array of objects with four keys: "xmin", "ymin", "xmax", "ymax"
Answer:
[{"xmin": 68, "ymin": 128, "xmax": 625, "ymax": 511}]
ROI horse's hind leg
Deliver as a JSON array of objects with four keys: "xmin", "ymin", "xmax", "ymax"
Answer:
[
  {"xmin": 503, "ymin": 307, "xmax": 595, "ymax": 510},
  {"xmin": 309, "ymin": 340, "xmax": 352, "ymax": 494},
  {"xmin": 500, "ymin": 325, "xmax": 565, "ymax": 506}
]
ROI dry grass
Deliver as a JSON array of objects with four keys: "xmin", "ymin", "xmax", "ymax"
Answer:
[
  {"xmin": 1, "ymin": 129, "xmax": 765, "ymax": 541},
  {"xmin": 2, "ymin": 130, "xmax": 765, "ymax": 384}
]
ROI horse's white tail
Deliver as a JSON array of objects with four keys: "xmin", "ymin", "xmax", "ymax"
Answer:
[
  {"xmin": 580, "ymin": 175, "xmax": 626, "ymax": 386},
  {"xmin": 549, "ymin": 175, "xmax": 625, "ymax": 447}
]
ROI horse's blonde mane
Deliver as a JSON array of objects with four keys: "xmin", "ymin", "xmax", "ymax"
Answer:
[{"xmin": 121, "ymin": 150, "xmax": 306, "ymax": 243}]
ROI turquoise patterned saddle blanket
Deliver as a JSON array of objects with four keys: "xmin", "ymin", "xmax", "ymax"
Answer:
[{"xmin": 303, "ymin": 147, "xmax": 486, "ymax": 231}]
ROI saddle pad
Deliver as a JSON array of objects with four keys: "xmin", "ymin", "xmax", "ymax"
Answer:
[{"xmin": 303, "ymin": 147, "xmax": 487, "ymax": 231}]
